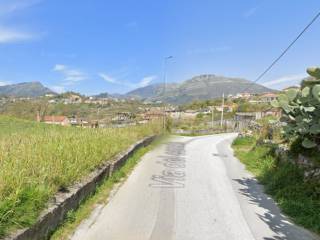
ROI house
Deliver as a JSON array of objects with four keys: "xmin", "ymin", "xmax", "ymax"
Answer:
[
  {"xmin": 213, "ymin": 104, "xmax": 234, "ymax": 112},
  {"xmin": 235, "ymin": 108, "xmax": 282, "ymax": 122},
  {"xmin": 233, "ymin": 92, "xmax": 254, "ymax": 99},
  {"xmin": 43, "ymin": 116, "xmax": 70, "ymax": 126},
  {"xmin": 69, "ymin": 94, "xmax": 82, "ymax": 103},
  {"xmin": 261, "ymin": 108, "xmax": 282, "ymax": 118},
  {"xmin": 259, "ymin": 93, "xmax": 278, "ymax": 103},
  {"xmin": 113, "ymin": 112, "xmax": 135, "ymax": 123},
  {"xmin": 48, "ymin": 99, "xmax": 57, "ymax": 104},
  {"xmin": 183, "ymin": 109, "xmax": 199, "ymax": 119},
  {"xmin": 169, "ymin": 111, "xmax": 183, "ymax": 119},
  {"xmin": 144, "ymin": 110, "xmax": 165, "ymax": 121},
  {"xmin": 63, "ymin": 94, "xmax": 82, "ymax": 104},
  {"xmin": 84, "ymin": 98, "xmax": 109, "ymax": 105}
]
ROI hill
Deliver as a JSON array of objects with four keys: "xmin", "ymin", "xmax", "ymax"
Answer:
[
  {"xmin": 93, "ymin": 92, "xmax": 109, "ymax": 98},
  {"xmin": 126, "ymin": 74, "xmax": 275, "ymax": 104},
  {"xmin": 0, "ymin": 82, "xmax": 55, "ymax": 97}
]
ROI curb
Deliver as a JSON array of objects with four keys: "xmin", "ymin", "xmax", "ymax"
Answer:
[{"xmin": 4, "ymin": 135, "xmax": 157, "ymax": 240}]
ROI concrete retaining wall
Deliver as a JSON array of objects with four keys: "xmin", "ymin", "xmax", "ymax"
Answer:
[{"xmin": 4, "ymin": 135, "xmax": 157, "ymax": 240}]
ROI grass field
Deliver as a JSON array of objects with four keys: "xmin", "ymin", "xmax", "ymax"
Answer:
[
  {"xmin": 0, "ymin": 115, "xmax": 161, "ymax": 237},
  {"xmin": 232, "ymin": 136, "xmax": 320, "ymax": 234},
  {"xmin": 50, "ymin": 136, "xmax": 165, "ymax": 240}
]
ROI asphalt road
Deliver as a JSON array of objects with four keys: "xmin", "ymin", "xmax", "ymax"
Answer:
[{"xmin": 71, "ymin": 133, "xmax": 319, "ymax": 240}]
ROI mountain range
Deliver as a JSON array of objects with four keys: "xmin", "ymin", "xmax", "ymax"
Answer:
[
  {"xmin": 0, "ymin": 82, "xmax": 55, "ymax": 97},
  {"xmin": 0, "ymin": 74, "xmax": 275, "ymax": 103},
  {"xmin": 125, "ymin": 74, "xmax": 275, "ymax": 104}
]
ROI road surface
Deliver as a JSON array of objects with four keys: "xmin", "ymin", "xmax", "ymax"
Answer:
[{"xmin": 71, "ymin": 133, "xmax": 319, "ymax": 240}]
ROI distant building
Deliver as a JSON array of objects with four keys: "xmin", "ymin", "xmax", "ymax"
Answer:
[
  {"xmin": 213, "ymin": 104, "xmax": 234, "ymax": 112},
  {"xmin": 113, "ymin": 112, "xmax": 135, "ymax": 122},
  {"xmin": 84, "ymin": 98, "xmax": 109, "ymax": 105},
  {"xmin": 63, "ymin": 94, "xmax": 82, "ymax": 104},
  {"xmin": 43, "ymin": 116, "xmax": 70, "ymax": 126},
  {"xmin": 232, "ymin": 92, "xmax": 254, "ymax": 99},
  {"xmin": 69, "ymin": 94, "xmax": 82, "ymax": 102},
  {"xmin": 143, "ymin": 110, "xmax": 165, "ymax": 121},
  {"xmin": 48, "ymin": 99, "xmax": 57, "ymax": 104},
  {"xmin": 183, "ymin": 109, "xmax": 199, "ymax": 119},
  {"xmin": 235, "ymin": 108, "xmax": 281, "ymax": 122},
  {"xmin": 262, "ymin": 108, "xmax": 282, "ymax": 118},
  {"xmin": 259, "ymin": 93, "xmax": 278, "ymax": 103}
]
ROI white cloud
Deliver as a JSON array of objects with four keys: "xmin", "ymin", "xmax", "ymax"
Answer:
[
  {"xmin": 0, "ymin": 27, "xmax": 34, "ymax": 43},
  {"xmin": 138, "ymin": 75, "xmax": 157, "ymax": 87},
  {"xmin": 53, "ymin": 64, "xmax": 87, "ymax": 85},
  {"xmin": 243, "ymin": 7, "xmax": 258, "ymax": 18},
  {"xmin": 0, "ymin": 0, "xmax": 41, "ymax": 44},
  {"xmin": 262, "ymin": 74, "xmax": 306, "ymax": 88},
  {"xmin": 99, "ymin": 72, "xmax": 156, "ymax": 88},
  {"xmin": 53, "ymin": 64, "xmax": 67, "ymax": 71},
  {"xmin": 0, "ymin": 0, "xmax": 42, "ymax": 15},
  {"xmin": 50, "ymin": 85, "xmax": 66, "ymax": 93},
  {"xmin": 0, "ymin": 80, "xmax": 11, "ymax": 86},
  {"xmin": 99, "ymin": 73, "xmax": 117, "ymax": 83}
]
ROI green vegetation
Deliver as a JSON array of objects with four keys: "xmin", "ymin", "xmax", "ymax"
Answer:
[
  {"xmin": 236, "ymin": 101, "xmax": 270, "ymax": 112},
  {"xmin": 0, "ymin": 116, "xmax": 161, "ymax": 237},
  {"xmin": 232, "ymin": 136, "xmax": 320, "ymax": 234},
  {"xmin": 182, "ymin": 98, "xmax": 270, "ymax": 113},
  {"xmin": 50, "ymin": 136, "xmax": 166, "ymax": 240},
  {"xmin": 272, "ymin": 67, "xmax": 320, "ymax": 149},
  {"xmin": 0, "ymin": 98, "xmax": 147, "ymax": 122},
  {"xmin": 289, "ymin": 138, "xmax": 320, "ymax": 167},
  {"xmin": 181, "ymin": 99, "xmax": 223, "ymax": 110}
]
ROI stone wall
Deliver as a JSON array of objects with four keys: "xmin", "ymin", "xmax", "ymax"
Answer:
[
  {"xmin": 4, "ymin": 135, "xmax": 157, "ymax": 240},
  {"xmin": 273, "ymin": 144, "xmax": 320, "ymax": 180}
]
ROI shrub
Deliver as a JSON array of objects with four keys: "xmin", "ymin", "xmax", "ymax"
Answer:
[
  {"xmin": 232, "ymin": 136, "xmax": 256, "ymax": 146},
  {"xmin": 272, "ymin": 67, "xmax": 320, "ymax": 149},
  {"xmin": 233, "ymin": 136, "xmax": 320, "ymax": 233}
]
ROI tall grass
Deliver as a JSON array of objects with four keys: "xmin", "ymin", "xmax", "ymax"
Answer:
[
  {"xmin": 0, "ymin": 116, "xmax": 161, "ymax": 237},
  {"xmin": 232, "ymin": 136, "xmax": 320, "ymax": 234},
  {"xmin": 50, "ymin": 136, "xmax": 166, "ymax": 240}
]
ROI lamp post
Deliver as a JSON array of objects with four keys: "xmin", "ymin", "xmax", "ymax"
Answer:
[{"xmin": 163, "ymin": 56, "xmax": 173, "ymax": 132}]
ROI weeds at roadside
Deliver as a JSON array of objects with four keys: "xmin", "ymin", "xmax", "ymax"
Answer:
[
  {"xmin": 0, "ymin": 115, "xmax": 162, "ymax": 238},
  {"xmin": 50, "ymin": 136, "xmax": 167, "ymax": 240},
  {"xmin": 232, "ymin": 136, "xmax": 320, "ymax": 234}
]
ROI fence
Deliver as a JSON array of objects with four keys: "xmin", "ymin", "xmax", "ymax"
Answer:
[{"xmin": 172, "ymin": 119, "xmax": 253, "ymax": 135}]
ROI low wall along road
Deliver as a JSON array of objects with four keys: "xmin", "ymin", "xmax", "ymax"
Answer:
[{"xmin": 5, "ymin": 136, "xmax": 157, "ymax": 240}]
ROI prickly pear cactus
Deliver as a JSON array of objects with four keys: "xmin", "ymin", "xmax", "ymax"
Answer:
[{"xmin": 272, "ymin": 67, "xmax": 320, "ymax": 148}]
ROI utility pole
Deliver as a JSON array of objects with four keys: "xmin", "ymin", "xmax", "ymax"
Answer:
[
  {"xmin": 220, "ymin": 93, "xmax": 224, "ymax": 129},
  {"xmin": 211, "ymin": 106, "xmax": 214, "ymax": 129},
  {"xmin": 163, "ymin": 56, "xmax": 173, "ymax": 132}
]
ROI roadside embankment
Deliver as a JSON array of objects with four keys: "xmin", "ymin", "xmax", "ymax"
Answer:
[
  {"xmin": 0, "ymin": 116, "xmax": 161, "ymax": 239},
  {"xmin": 232, "ymin": 136, "xmax": 320, "ymax": 235}
]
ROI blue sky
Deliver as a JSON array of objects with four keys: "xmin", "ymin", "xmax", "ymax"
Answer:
[{"xmin": 0, "ymin": 0, "xmax": 319, "ymax": 95}]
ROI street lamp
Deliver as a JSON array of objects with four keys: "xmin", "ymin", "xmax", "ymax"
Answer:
[
  {"xmin": 163, "ymin": 56, "xmax": 173, "ymax": 95},
  {"xmin": 163, "ymin": 56, "xmax": 173, "ymax": 132}
]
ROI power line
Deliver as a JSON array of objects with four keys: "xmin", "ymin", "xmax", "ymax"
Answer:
[{"xmin": 242, "ymin": 10, "xmax": 320, "ymax": 93}]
